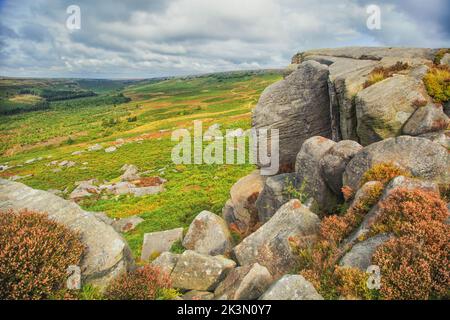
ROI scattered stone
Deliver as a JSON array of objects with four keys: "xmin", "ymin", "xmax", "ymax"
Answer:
[
  {"xmin": 259, "ymin": 275, "xmax": 323, "ymax": 300},
  {"xmin": 440, "ymin": 53, "xmax": 450, "ymax": 66},
  {"xmin": 182, "ymin": 211, "xmax": 233, "ymax": 256},
  {"xmin": 25, "ymin": 158, "xmax": 36, "ymax": 164},
  {"xmin": 111, "ymin": 215, "xmax": 144, "ymax": 233},
  {"xmin": 151, "ymin": 252, "xmax": 179, "ymax": 274},
  {"xmin": 295, "ymin": 136, "xmax": 339, "ymax": 213},
  {"xmin": 141, "ymin": 227, "xmax": 184, "ymax": 261},
  {"xmin": 59, "ymin": 160, "xmax": 76, "ymax": 168},
  {"xmin": 233, "ymin": 200, "xmax": 320, "ymax": 277},
  {"xmin": 71, "ymin": 151, "xmax": 84, "ymax": 156},
  {"xmin": 339, "ymin": 234, "xmax": 392, "ymax": 271},
  {"xmin": 88, "ymin": 144, "xmax": 103, "ymax": 151},
  {"xmin": 226, "ymin": 128, "xmax": 244, "ymax": 138},
  {"xmin": 255, "ymin": 173, "xmax": 297, "ymax": 223},
  {"xmin": 70, "ymin": 179, "xmax": 99, "ymax": 200},
  {"xmin": 105, "ymin": 146, "xmax": 117, "ymax": 153},
  {"xmin": 171, "ymin": 250, "xmax": 236, "ymax": 291},
  {"xmin": 0, "ymin": 164, "xmax": 9, "ymax": 171},
  {"xmin": 214, "ymin": 263, "xmax": 273, "ymax": 300},
  {"xmin": 344, "ymin": 136, "xmax": 450, "ymax": 190},
  {"xmin": 320, "ymin": 140, "xmax": 363, "ymax": 195},
  {"xmin": 120, "ymin": 164, "xmax": 140, "ymax": 181},
  {"xmin": 402, "ymin": 104, "xmax": 449, "ymax": 136}
]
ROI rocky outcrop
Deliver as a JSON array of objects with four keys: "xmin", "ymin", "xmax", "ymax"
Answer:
[
  {"xmin": 151, "ymin": 252, "xmax": 179, "ymax": 274},
  {"xmin": 355, "ymin": 75, "xmax": 430, "ymax": 145},
  {"xmin": 344, "ymin": 136, "xmax": 450, "ymax": 191},
  {"xmin": 170, "ymin": 250, "xmax": 236, "ymax": 291},
  {"xmin": 320, "ymin": 140, "xmax": 363, "ymax": 196},
  {"xmin": 295, "ymin": 136, "xmax": 339, "ymax": 212},
  {"xmin": 214, "ymin": 263, "xmax": 272, "ymax": 300},
  {"xmin": 252, "ymin": 60, "xmax": 331, "ymax": 169},
  {"xmin": 182, "ymin": 211, "xmax": 232, "ymax": 256},
  {"xmin": 255, "ymin": 173, "xmax": 297, "ymax": 223},
  {"xmin": 0, "ymin": 179, "xmax": 133, "ymax": 288},
  {"xmin": 233, "ymin": 200, "xmax": 320, "ymax": 277},
  {"xmin": 259, "ymin": 275, "xmax": 323, "ymax": 300},
  {"xmin": 141, "ymin": 228, "xmax": 183, "ymax": 261}
]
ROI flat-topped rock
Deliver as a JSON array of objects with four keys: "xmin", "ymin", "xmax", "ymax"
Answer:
[{"xmin": 141, "ymin": 227, "xmax": 183, "ymax": 261}]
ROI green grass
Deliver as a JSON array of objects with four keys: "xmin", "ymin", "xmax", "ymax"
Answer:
[{"xmin": 0, "ymin": 71, "xmax": 282, "ymax": 258}]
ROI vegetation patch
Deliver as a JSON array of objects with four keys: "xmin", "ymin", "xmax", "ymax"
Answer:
[
  {"xmin": 363, "ymin": 62, "xmax": 409, "ymax": 88},
  {"xmin": 360, "ymin": 162, "xmax": 410, "ymax": 187},
  {"xmin": 423, "ymin": 65, "xmax": 450, "ymax": 103},
  {"xmin": 0, "ymin": 210, "xmax": 84, "ymax": 300}
]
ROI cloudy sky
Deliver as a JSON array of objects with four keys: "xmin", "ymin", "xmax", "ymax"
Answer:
[{"xmin": 0, "ymin": 0, "xmax": 449, "ymax": 79}]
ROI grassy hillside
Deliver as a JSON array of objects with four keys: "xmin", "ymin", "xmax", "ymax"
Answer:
[{"xmin": 0, "ymin": 71, "xmax": 282, "ymax": 258}]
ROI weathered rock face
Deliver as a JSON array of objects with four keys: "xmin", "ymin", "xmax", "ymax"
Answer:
[
  {"xmin": 339, "ymin": 234, "xmax": 392, "ymax": 271},
  {"xmin": 355, "ymin": 75, "xmax": 430, "ymax": 145},
  {"xmin": 255, "ymin": 173, "xmax": 297, "ymax": 223},
  {"xmin": 402, "ymin": 104, "xmax": 449, "ymax": 136},
  {"xmin": 223, "ymin": 170, "xmax": 265, "ymax": 231},
  {"xmin": 252, "ymin": 60, "xmax": 331, "ymax": 169},
  {"xmin": 259, "ymin": 275, "xmax": 323, "ymax": 300},
  {"xmin": 0, "ymin": 179, "xmax": 133, "ymax": 288},
  {"xmin": 320, "ymin": 140, "xmax": 363, "ymax": 196},
  {"xmin": 182, "ymin": 211, "xmax": 232, "ymax": 256},
  {"xmin": 214, "ymin": 263, "xmax": 272, "ymax": 300},
  {"xmin": 233, "ymin": 200, "xmax": 320, "ymax": 277},
  {"xmin": 344, "ymin": 136, "xmax": 450, "ymax": 191},
  {"xmin": 171, "ymin": 250, "xmax": 236, "ymax": 291},
  {"xmin": 295, "ymin": 136, "xmax": 340, "ymax": 212},
  {"xmin": 141, "ymin": 228, "xmax": 183, "ymax": 261},
  {"xmin": 419, "ymin": 130, "xmax": 450, "ymax": 149}
]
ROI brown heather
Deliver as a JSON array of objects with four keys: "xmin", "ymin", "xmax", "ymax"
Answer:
[{"xmin": 0, "ymin": 209, "xmax": 85, "ymax": 300}]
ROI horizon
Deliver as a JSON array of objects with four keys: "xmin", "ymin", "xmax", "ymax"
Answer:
[{"xmin": 1, "ymin": 0, "xmax": 449, "ymax": 79}]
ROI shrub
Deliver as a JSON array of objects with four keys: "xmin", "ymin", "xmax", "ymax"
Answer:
[
  {"xmin": 360, "ymin": 162, "xmax": 410, "ymax": 187},
  {"xmin": 423, "ymin": 65, "xmax": 450, "ymax": 103},
  {"xmin": 371, "ymin": 188, "xmax": 449, "ymax": 299},
  {"xmin": 127, "ymin": 116, "xmax": 137, "ymax": 122},
  {"xmin": 0, "ymin": 210, "xmax": 84, "ymax": 300},
  {"xmin": 363, "ymin": 62, "xmax": 409, "ymax": 88},
  {"xmin": 104, "ymin": 265, "xmax": 175, "ymax": 300}
]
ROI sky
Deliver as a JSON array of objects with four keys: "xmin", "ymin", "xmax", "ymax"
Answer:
[{"xmin": 0, "ymin": 0, "xmax": 449, "ymax": 79}]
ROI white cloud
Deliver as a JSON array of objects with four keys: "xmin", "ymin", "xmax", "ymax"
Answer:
[{"xmin": 0, "ymin": 0, "xmax": 448, "ymax": 78}]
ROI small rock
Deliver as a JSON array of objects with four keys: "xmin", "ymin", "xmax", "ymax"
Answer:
[
  {"xmin": 151, "ymin": 252, "xmax": 179, "ymax": 274},
  {"xmin": 402, "ymin": 104, "xmax": 449, "ymax": 136},
  {"xmin": 214, "ymin": 263, "xmax": 272, "ymax": 300},
  {"xmin": 71, "ymin": 151, "xmax": 84, "ymax": 156},
  {"xmin": 182, "ymin": 290, "xmax": 214, "ymax": 300},
  {"xmin": 105, "ymin": 146, "xmax": 117, "ymax": 153},
  {"xmin": 70, "ymin": 179, "xmax": 99, "ymax": 200},
  {"xmin": 141, "ymin": 228, "xmax": 184, "ymax": 261},
  {"xmin": 120, "ymin": 164, "xmax": 140, "ymax": 181},
  {"xmin": 112, "ymin": 215, "xmax": 144, "ymax": 233},
  {"xmin": 88, "ymin": 144, "xmax": 103, "ymax": 151},
  {"xmin": 182, "ymin": 211, "xmax": 233, "ymax": 256},
  {"xmin": 171, "ymin": 250, "xmax": 236, "ymax": 291},
  {"xmin": 259, "ymin": 275, "xmax": 323, "ymax": 300}
]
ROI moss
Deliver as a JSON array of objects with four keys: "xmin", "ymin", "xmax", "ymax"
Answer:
[
  {"xmin": 169, "ymin": 239, "xmax": 185, "ymax": 254},
  {"xmin": 423, "ymin": 65, "xmax": 450, "ymax": 103}
]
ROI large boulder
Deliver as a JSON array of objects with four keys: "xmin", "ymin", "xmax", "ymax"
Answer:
[
  {"xmin": 402, "ymin": 104, "xmax": 449, "ymax": 136},
  {"xmin": 355, "ymin": 75, "xmax": 430, "ymax": 146},
  {"xmin": 141, "ymin": 227, "xmax": 183, "ymax": 261},
  {"xmin": 320, "ymin": 140, "xmax": 363, "ymax": 196},
  {"xmin": 344, "ymin": 136, "xmax": 450, "ymax": 191},
  {"xmin": 255, "ymin": 173, "xmax": 297, "ymax": 223},
  {"xmin": 233, "ymin": 199, "xmax": 320, "ymax": 277},
  {"xmin": 182, "ymin": 211, "xmax": 232, "ymax": 256},
  {"xmin": 295, "ymin": 136, "xmax": 340, "ymax": 212},
  {"xmin": 259, "ymin": 275, "xmax": 323, "ymax": 300},
  {"xmin": 171, "ymin": 250, "xmax": 236, "ymax": 291},
  {"xmin": 0, "ymin": 179, "xmax": 133, "ymax": 289},
  {"xmin": 339, "ymin": 234, "xmax": 392, "ymax": 271},
  {"xmin": 252, "ymin": 60, "xmax": 331, "ymax": 169},
  {"xmin": 214, "ymin": 263, "xmax": 272, "ymax": 300},
  {"xmin": 223, "ymin": 170, "xmax": 265, "ymax": 231}
]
